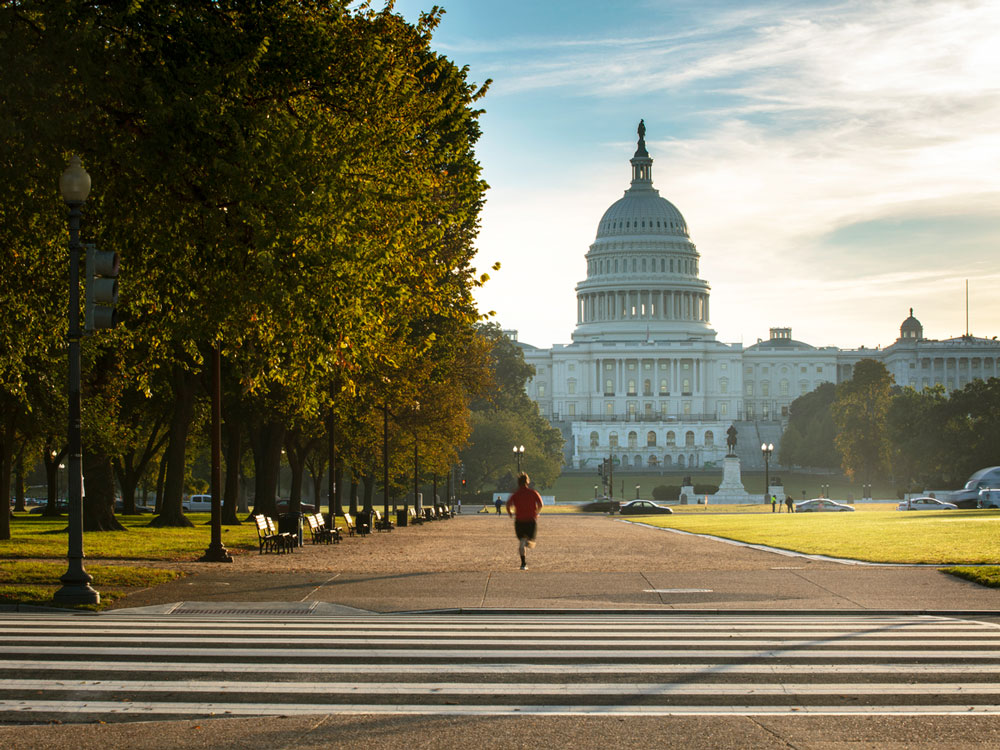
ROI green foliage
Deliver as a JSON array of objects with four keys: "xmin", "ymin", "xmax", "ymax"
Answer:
[
  {"xmin": 458, "ymin": 325, "xmax": 564, "ymax": 491},
  {"xmin": 831, "ymin": 360, "xmax": 893, "ymax": 481},
  {"xmin": 779, "ymin": 382, "xmax": 840, "ymax": 469},
  {"xmin": 652, "ymin": 485, "xmax": 680, "ymax": 501}
]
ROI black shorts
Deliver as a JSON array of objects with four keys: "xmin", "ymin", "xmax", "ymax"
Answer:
[{"xmin": 514, "ymin": 520, "xmax": 537, "ymax": 541}]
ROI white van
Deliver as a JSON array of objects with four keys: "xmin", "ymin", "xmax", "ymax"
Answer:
[
  {"xmin": 978, "ymin": 489, "xmax": 1000, "ymax": 509},
  {"xmin": 183, "ymin": 494, "xmax": 213, "ymax": 512}
]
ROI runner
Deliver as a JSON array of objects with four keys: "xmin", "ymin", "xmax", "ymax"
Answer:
[{"xmin": 506, "ymin": 473, "xmax": 543, "ymax": 570}]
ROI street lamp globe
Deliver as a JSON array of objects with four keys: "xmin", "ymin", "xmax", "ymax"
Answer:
[{"xmin": 59, "ymin": 155, "xmax": 91, "ymax": 204}]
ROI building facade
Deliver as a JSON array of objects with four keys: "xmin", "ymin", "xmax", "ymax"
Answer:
[{"xmin": 516, "ymin": 124, "xmax": 1000, "ymax": 471}]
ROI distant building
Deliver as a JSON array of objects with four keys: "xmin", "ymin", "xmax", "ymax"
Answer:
[{"xmin": 515, "ymin": 124, "xmax": 1000, "ymax": 471}]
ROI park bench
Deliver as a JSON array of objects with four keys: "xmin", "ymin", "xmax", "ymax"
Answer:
[
  {"xmin": 371, "ymin": 509, "xmax": 394, "ymax": 532},
  {"xmin": 437, "ymin": 504, "xmax": 453, "ymax": 519},
  {"xmin": 343, "ymin": 512, "xmax": 368, "ymax": 537},
  {"xmin": 423, "ymin": 506, "xmax": 438, "ymax": 521},
  {"xmin": 306, "ymin": 513, "xmax": 341, "ymax": 544},
  {"xmin": 408, "ymin": 507, "xmax": 424, "ymax": 525},
  {"xmin": 265, "ymin": 515, "xmax": 296, "ymax": 552},
  {"xmin": 253, "ymin": 514, "xmax": 291, "ymax": 554}
]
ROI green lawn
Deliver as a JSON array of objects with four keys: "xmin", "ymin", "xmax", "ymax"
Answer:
[
  {"xmin": 2, "ymin": 513, "xmax": 259, "ymax": 559},
  {"xmin": 0, "ymin": 560, "xmax": 184, "ymax": 610},
  {"xmin": 631, "ymin": 509, "xmax": 1000, "ymax": 564},
  {"xmin": 547, "ymin": 470, "xmax": 898, "ymax": 504}
]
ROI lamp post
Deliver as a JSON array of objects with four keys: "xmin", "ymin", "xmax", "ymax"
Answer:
[
  {"xmin": 760, "ymin": 442, "xmax": 774, "ymax": 506},
  {"xmin": 53, "ymin": 156, "xmax": 99, "ymax": 605},
  {"xmin": 594, "ymin": 484, "xmax": 598, "ymax": 498},
  {"xmin": 513, "ymin": 444, "xmax": 524, "ymax": 474},
  {"xmin": 635, "ymin": 484, "xmax": 640, "ymax": 499}
]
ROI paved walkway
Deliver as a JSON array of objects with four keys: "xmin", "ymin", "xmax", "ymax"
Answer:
[{"xmin": 110, "ymin": 512, "xmax": 1000, "ymax": 614}]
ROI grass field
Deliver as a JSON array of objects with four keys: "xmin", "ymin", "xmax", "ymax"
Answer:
[
  {"xmin": 630, "ymin": 508, "xmax": 1000, "ymax": 564},
  {"xmin": 2, "ymin": 513, "xmax": 260, "ymax": 559},
  {"xmin": 547, "ymin": 470, "xmax": 900, "ymax": 504}
]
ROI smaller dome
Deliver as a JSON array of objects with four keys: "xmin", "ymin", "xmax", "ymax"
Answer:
[{"xmin": 900, "ymin": 308, "xmax": 923, "ymax": 340}]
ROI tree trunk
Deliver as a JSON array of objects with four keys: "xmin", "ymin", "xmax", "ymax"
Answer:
[
  {"xmin": 13, "ymin": 447, "xmax": 26, "ymax": 512},
  {"xmin": 248, "ymin": 419, "xmax": 284, "ymax": 518},
  {"xmin": 333, "ymin": 460, "xmax": 343, "ymax": 516},
  {"xmin": 149, "ymin": 368, "xmax": 197, "ymax": 528},
  {"xmin": 0, "ymin": 415, "xmax": 13, "ymax": 539},
  {"xmin": 41, "ymin": 446, "xmax": 66, "ymax": 516},
  {"xmin": 349, "ymin": 472, "xmax": 359, "ymax": 515},
  {"xmin": 363, "ymin": 473, "xmax": 374, "ymax": 513},
  {"xmin": 154, "ymin": 452, "xmax": 167, "ymax": 513},
  {"xmin": 284, "ymin": 432, "xmax": 307, "ymax": 513},
  {"xmin": 222, "ymin": 409, "xmax": 242, "ymax": 525},
  {"xmin": 83, "ymin": 450, "xmax": 125, "ymax": 531}
]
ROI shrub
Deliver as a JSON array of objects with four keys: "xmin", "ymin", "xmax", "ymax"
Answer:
[
  {"xmin": 652, "ymin": 485, "xmax": 680, "ymax": 501},
  {"xmin": 693, "ymin": 484, "xmax": 719, "ymax": 495}
]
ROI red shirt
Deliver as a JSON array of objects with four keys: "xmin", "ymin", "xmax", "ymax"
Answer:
[{"xmin": 507, "ymin": 487, "xmax": 543, "ymax": 520}]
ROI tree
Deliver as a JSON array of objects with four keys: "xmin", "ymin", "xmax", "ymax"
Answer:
[
  {"xmin": 831, "ymin": 359, "xmax": 893, "ymax": 483},
  {"xmin": 779, "ymin": 382, "xmax": 840, "ymax": 469},
  {"xmin": 460, "ymin": 324, "xmax": 564, "ymax": 491}
]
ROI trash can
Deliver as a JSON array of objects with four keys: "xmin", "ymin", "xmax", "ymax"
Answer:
[
  {"xmin": 278, "ymin": 511, "xmax": 304, "ymax": 547},
  {"xmin": 397, "ymin": 508, "xmax": 408, "ymax": 527}
]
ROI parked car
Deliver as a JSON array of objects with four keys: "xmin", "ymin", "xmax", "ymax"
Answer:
[
  {"xmin": 794, "ymin": 498, "xmax": 855, "ymax": 512},
  {"xmin": 114, "ymin": 500, "xmax": 154, "ymax": 514},
  {"xmin": 949, "ymin": 466, "xmax": 1000, "ymax": 508},
  {"xmin": 28, "ymin": 502, "xmax": 68, "ymax": 514},
  {"xmin": 275, "ymin": 500, "xmax": 316, "ymax": 514},
  {"xmin": 978, "ymin": 489, "xmax": 1000, "ymax": 509},
  {"xmin": 182, "ymin": 494, "xmax": 213, "ymax": 512},
  {"xmin": 619, "ymin": 500, "xmax": 673, "ymax": 515},
  {"xmin": 581, "ymin": 498, "xmax": 614, "ymax": 512},
  {"xmin": 897, "ymin": 496, "xmax": 957, "ymax": 511}
]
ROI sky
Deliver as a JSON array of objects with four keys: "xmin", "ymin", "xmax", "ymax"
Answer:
[{"xmin": 384, "ymin": 0, "xmax": 1000, "ymax": 350}]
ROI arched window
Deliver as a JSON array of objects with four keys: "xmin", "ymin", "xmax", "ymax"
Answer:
[
  {"xmin": 685, "ymin": 430, "xmax": 695, "ymax": 447},
  {"xmin": 589, "ymin": 431, "xmax": 599, "ymax": 449},
  {"xmin": 643, "ymin": 379, "xmax": 652, "ymax": 396},
  {"xmin": 677, "ymin": 455, "xmax": 685, "ymax": 468},
  {"xmin": 620, "ymin": 454, "xmax": 629, "ymax": 467},
  {"xmin": 634, "ymin": 454, "xmax": 642, "ymax": 466},
  {"xmin": 647, "ymin": 431, "xmax": 657, "ymax": 447},
  {"xmin": 627, "ymin": 431, "xmax": 638, "ymax": 449},
  {"xmin": 704, "ymin": 431, "xmax": 714, "ymax": 447},
  {"xmin": 663, "ymin": 455, "xmax": 673, "ymax": 467},
  {"xmin": 609, "ymin": 432, "xmax": 619, "ymax": 448},
  {"xmin": 689, "ymin": 453, "xmax": 697, "ymax": 467},
  {"xmin": 666, "ymin": 431, "xmax": 676, "ymax": 447},
  {"xmin": 659, "ymin": 378, "xmax": 668, "ymax": 395},
  {"xmin": 605, "ymin": 379, "xmax": 614, "ymax": 394},
  {"xmin": 627, "ymin": 379, "xmax": 636, "ymax": 395},
  {"xmin": 648, "ymin": 455, "xmax": 658, "ymax": 467}
]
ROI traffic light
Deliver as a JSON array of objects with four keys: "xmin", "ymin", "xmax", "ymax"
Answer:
[{"xmin": 85, "ymin": 243, "xmax": 119, "ymax": 331}]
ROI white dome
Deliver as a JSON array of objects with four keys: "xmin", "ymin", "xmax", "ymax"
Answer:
[{"xmin": 596, "ymin": 192, "xmax": 689, "ymax": 239}]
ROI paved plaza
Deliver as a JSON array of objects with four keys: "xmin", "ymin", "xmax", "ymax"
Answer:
[{"xmin": 5, "ymin": 512, "xmax": 1000, "ymax": 749}]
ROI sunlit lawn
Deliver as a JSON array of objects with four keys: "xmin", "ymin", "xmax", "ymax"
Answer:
[
  {"xmin": 0, "ymin": 560, "xmax": 185, "ymax": 610},
  {"xmin": 631, "ymin": 509, "xmax": 1000, "ymax": 564},
  {"xmin": 3, "ymin": 513, "xmax": 259, "ymax": 560}
]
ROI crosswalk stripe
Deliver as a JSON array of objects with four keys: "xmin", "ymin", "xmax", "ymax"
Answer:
[{"xmin": 4, "ymin": 612, "xmax": 1000, "ymax": 719}]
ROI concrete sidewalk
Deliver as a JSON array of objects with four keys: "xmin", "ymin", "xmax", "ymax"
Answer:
[{"xmin": 106, "ymin": 512, "xmax": 1000, "ymax": 615}]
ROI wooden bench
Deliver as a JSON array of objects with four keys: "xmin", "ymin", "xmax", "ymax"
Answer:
[
  {"xmin": 343, "ymin": 512, "xmax": 369, "ymax": 537},
  {"xmin": 372, "ymin": 509, "xmax": 394, "ymax": 532},
  {"xmin": 266, "ymin": 515, "xmax": 296, "ymax": 552},
  {"xmin": 408, "ymin": 507, "xmax": 424, "ymax": 525},
  {"xmin": 423, "ymin": 506, "xmax": 438, "ymax": 521},
  {"xmin": 306, "ymin": 513, "xmax": 341, "ymax": 544},
  {"xmin": 254, "ymin": 514, "xmax": 292, "ymax": 554},
  {"xmin": 436, "ymin": 504, "xmax": 453, "ymax": 519}
]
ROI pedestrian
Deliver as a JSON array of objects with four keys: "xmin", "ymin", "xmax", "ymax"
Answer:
[
  {"xmin": 785, "ymin": 495, "xmax": 794, "ymax": 513},
  {"xmin": 506, "ymin": 473, "xmax": 543, "ymax": 570},
  {"xmin": 457, "ymin": 498, "xmax": 462, "ymax": 514},
  {"xmin": 771, "ymin": 494, "xmax": 777, "ymax": 513},
  {"xmin": 494, "ymin": 496, "xmax": 502, "ymax": 515}
]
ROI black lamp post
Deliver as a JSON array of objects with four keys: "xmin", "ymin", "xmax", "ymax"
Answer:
[
  {"xmin": 53, "ymin": 156, "xmax": 99, "ymax": 606},
  {"xmin": 513, "ymin": 444, "xmax": 524, "ymax": 474},
  {"xmin": 760, "ymin": 442, "xmax": 774, "ymax": 506}
]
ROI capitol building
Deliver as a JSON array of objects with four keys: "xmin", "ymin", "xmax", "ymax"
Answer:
[{"xmin": 515, "ymin": 123, "xmax": 1000, "ymax": 471}]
